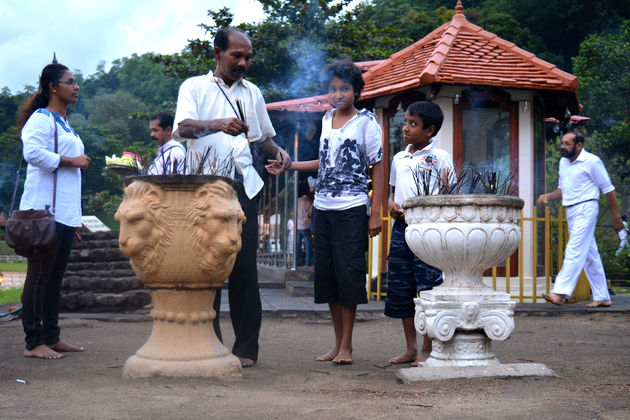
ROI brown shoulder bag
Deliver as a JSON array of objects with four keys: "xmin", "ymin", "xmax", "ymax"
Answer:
[{"xmin": 5, "ymin": 121, "xmax": 59, "ymax": 259}]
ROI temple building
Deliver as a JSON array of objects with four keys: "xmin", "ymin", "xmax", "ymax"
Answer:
[{"xmin": 263, "ymin": 0, "xmax": 582, "ymax": 288}]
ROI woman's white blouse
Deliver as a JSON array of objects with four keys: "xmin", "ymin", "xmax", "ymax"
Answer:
[{"xmin": 19, "ymin": 108, "xmax": 84, "ymax": 227}]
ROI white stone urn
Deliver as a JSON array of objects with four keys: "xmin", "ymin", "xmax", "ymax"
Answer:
[
  {"xmin": 115, "ymin": 175, "xmax": 245, "ymax": 378},
  {"xmin": 403, "ymin": 194, "xmax": 523, "ymax": 367}
]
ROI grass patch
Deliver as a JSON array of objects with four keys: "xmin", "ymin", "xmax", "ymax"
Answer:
[
  {"xmin": 0, "ymin": 287, "xmax": 22, "ymax": 305},
  {"xmin": 0, "ymin": 262, "xmax": 28, "ymax": 272},
  {"xmin": 611, "ymin": 287, "xmax": 630, "ymax": 295},
  {"xmin": 0, "ymin": 240, "xmax": 13, "ymax": 253}
]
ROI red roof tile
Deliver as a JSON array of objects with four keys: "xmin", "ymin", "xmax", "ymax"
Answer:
[
  {"xmin": 360, "ymin": 0, "xmax": 577, "ymax": 99},
  {"xmin": 266, "ymin": 1, "xmax": 577, "ymax": 113},
  {"xmin": 266, "ymin": 61, "xmax": 383, "ymax": 113},
  {"xmin": 267, "ymin": 95, "xmax": 331, "ymax": 113}
]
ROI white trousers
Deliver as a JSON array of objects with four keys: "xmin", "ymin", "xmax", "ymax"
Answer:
[
  {"xmin": 552, "ymin": 201, "xmax": 610, "ymax": 301},
  {"xmin": 616, "ymin": 230, "xmax": 628, "ymax": 256}
]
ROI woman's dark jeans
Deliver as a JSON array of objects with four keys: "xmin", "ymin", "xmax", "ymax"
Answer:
[{"xmin": 21, "ymin": 222, "xmax": 76, "ymax": 350}]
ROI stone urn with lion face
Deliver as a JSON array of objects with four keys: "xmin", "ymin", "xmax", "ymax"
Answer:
[{"xmin": 115, "ymin": 175, "xmax": 245, "ymax": 378}]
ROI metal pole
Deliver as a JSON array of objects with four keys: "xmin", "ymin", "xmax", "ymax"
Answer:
[
  {"xmin": 283, "ymin": 162, "xmax": 289, "ymax": 268},
  {"xmin": 292, "ymin": 121, "xmax": 299, "ymax": 270},
  {"xmin": 274, "ymin": 172, "xmax": 279, "ymax": 265}
]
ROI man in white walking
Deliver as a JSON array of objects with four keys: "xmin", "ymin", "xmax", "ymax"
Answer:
[
  {"xmin": 616, "ymin": 215, "xmax": 628, "ymax": 256},
  {"xmin": 537, "ymin": 131, "xmax": 623, "ymax": 307}
]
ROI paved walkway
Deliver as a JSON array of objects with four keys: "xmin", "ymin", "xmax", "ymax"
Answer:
[
  {"xmin": 2, "ymin": 270, "xmax": 629, "ymax": 317},
  {"xmin": 251, "ymin": 289, "xmax": 630, "ymax": 315}
]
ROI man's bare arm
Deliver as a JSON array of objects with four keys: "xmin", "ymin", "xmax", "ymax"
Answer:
[
  {"xmin": 605, "ymin": 190, "xmax": 624, "ymax": 232},
  {"xmin": 177, "ymin": 118, "xmax": 248, "ymax": 138},
  {"xmin": 537, "ymin": 188, "xmax": 562, "ymax": 206}
]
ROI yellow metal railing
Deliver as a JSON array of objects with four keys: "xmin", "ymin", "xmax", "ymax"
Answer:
[{"xmin": 368, "ymin": 205, "xmax": 574, "ymax": 303}]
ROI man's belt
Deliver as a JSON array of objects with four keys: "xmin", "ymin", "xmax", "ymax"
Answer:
[{"xmin": 566, "ymin": 199, "xmax": 598, "ymax": 208}]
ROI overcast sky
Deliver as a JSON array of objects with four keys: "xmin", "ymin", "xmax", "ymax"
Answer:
[{"xmin": 0, "ymin": 0, "xmax": 267, "ymax": 93}]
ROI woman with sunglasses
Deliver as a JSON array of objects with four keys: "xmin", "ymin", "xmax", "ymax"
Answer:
[{"xmin": 17, "ymin": 60, "xmax": 91, "ymax": 359}]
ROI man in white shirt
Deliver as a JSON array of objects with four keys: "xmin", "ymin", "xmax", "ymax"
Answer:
[
  {"xmin": 537, "ymin": 131, "xmax": 623, "ymax": 307},
  {"xmin": 147, "ymin": 112, "xmax": 185, "ymax": 175},
  {"xmin": 173, "ymin": 27, "xmax": 290, "ymax": 367},
  {"xmin": 617, "ymin": 215, "xmax": 628, "ymax": 256}
]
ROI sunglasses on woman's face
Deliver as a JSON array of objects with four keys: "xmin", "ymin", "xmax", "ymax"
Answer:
[{"xmin": 58, "ymin": 79, "xmax": 78, "ymax": 86}]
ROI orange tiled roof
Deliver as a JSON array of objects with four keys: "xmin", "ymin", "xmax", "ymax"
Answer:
[
  {"xmin": 360, "ymin": 0, "xmax": 577, "ymax": 99},
  {"xmin": 267, "ymin": 60, "xmax": 383, "ymax": 113},
  {"xmin": 267, "ymin": 94, "xmax": 331, "ymax": 113}
]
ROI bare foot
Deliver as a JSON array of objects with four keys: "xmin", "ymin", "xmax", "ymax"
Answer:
[
  {"xmin": 239, "ymin": 357, "xmax": 256, "ymax": 368},
  {"xmin": 585, "ymin": 300, "xmax": 612, "ymax": 308},
  {"xmin": 542, "ymin": 293, "xmax": 564, "ymax": 306},
  {"xmin": 24, "ymin": 345, "xmax": 63, "ymax": 359},
  {"xmin": 48, "ymin": 341, "xmax": 85, "ymax": 352},
  {"xmin": 415, "ymin": 348, "xmax": 431, "ymax": 364},
  {"xmin": 316, "ymin": 348, "xmax": 339, "ymax": 361},
  {"xmin": 388, "ymin": 350, "xmax": 416, "ymax": 364},
  {"xmin": 332, "ymin": 349, "xmax": 352, "ymax": 365}
]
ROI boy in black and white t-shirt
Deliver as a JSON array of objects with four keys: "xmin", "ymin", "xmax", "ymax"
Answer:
[{"xmin": 267, "ymin": 60, "xmax": 383, "ymax": 365}]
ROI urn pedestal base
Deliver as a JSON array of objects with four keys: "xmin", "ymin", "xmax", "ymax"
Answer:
[
  {"xmin": 414, "ymin": 287, "xmax": 515, "ymax": 368},
  {"xmin": 397, "ymin": 363, "xmax": 558, "ymax": 383},
  {"xmin": 397, "ymin": 287, "xmax": 555, "ymax": 382},
  {"xmin": 123, "ymin": 288, "xmax": 242, "ymax": 378}
]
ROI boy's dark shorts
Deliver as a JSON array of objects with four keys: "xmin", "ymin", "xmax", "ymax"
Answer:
[
  {"xmin": 385, "ymin": 219, "xmax": 443, "ymax": 318},
  {"xmin": 313, "ymin": 206, "xmax": 368, "ymax": 306}
]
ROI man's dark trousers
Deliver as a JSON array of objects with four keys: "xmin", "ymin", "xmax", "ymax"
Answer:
[{"xmin": 213, "ymin": 185, "xmax": 262, "ymax": 362}]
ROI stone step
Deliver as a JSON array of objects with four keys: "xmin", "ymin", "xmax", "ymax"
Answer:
[
  {"xmin": 62, "ymin": 276, "xmax": 144, "ymax": 293},
  {"xmin": 66, "ymin": 261, "xmax": 133, "ymax": 272},
  {"xmin": 64, "ymin": 269, "xmax": 136, "ymax": 279},
  {"xmin": 70, "ymin": 248, "xmax": 129, "ymax": 262},
  {"xmin": 61, "ymin": 289, "xmax": 151, "ymax": 312},
  {"xmin": 73, "ymin": 239, "xmax": 120, "ymax": 250},
  {"xmin": 285, "ymin": 269, "xmax": 314, "ymax": 284},
  {"xmin": 285, "ymin": 280, "xmax": 314, "ymax": 297}
]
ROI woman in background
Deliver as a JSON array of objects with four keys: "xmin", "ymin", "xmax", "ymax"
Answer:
[{"xmin": 17, "ymin": 60, "xmax": 90, "ymax": 359}]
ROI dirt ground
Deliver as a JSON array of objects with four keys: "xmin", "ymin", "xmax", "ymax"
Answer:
[{"xmin": 1, "ymin": 311, "xmax": 629, "ymax": 419}]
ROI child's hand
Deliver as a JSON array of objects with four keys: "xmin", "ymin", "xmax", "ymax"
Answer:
[
  {"xmin": 275, "ymin": 149, "xmax": 292, "ymax": 171},
  {"xmin": 368, "ymin": 212, "xmax": 382, "ymax": 237},
  {"xmin": 388, "ymin": 200, "xmax": 404, "ymax": 220},
  {"xmin": 265, "ymin": 159, "xmax": 286, "ymax": 175}
]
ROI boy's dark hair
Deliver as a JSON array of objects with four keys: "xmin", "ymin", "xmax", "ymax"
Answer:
[
  {"xmin": 622, "ymin": 215, "xmax": 627, "ymax": 221},
  {"xmin": 214, "ymin": 27, "xmax": 249, "ymax": 52},
  {"xmin": 320, "ymin": 59, "xmax": 365, "ymax": 101},
  {"xmin": 566, "ymin": 131, "xmax": 584, "ymax": 145},
  {"xmin": 407, "ymin": 101, "xmax": 443, "ymax": 136},
  {"xmin": 150, "ymin": 111, "xmax": 174, "ymax": 130}
]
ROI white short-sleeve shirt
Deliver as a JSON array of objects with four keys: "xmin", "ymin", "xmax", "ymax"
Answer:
[
  {"xmin": 558, "ymin": 149, "xmax": 614, "ymax": 207},
  {"xmin": 390, "ymin": 142, "xmax": 454, "ymax": 206},
  {"xmin": 148, "ymin": 139, "xmax": 186, "ymax": 175},
  {"xmin": 173, "ymin": 71, "xmax": 276, "ymax": 198},
  {"xmin": 314, "ymin": 109, "xmax": 383, "ymax": 211},
  {"xmin": 19, "ymin": 108, "xmax": 84, "ymax": 227}
]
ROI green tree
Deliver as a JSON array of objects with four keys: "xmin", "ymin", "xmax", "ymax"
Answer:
[
  {"xmin": 484, "ymin": 0, "xmax": 630, "ymax": 70},
  {"xmin": 154, "ymin": 1, "xmax": 411, "ymax": 101},
  {"xmin": 572, "ymin": 19, "xmax": 630, "ymax": 202}
]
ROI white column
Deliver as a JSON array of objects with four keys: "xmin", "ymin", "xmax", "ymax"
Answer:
[{"xmin": 518, "ymin": 99, "xmax": 534, "ymax": 279}]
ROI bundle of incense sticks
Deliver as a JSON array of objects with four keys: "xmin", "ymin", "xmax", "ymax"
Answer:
[{"xmin": 235, "ymin": 98, "xmax": 250, "ymax": 144}]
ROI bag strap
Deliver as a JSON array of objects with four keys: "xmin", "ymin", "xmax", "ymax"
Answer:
[
  {"xmin": 8, "ymin": 114, "xmax": 59, "ymax": 216},
  {"xmin": 8, "ymin": 157, "xmax": 23, "ymax": 216},
  {"xmin": 52, "ymin": 121, "xmax": 58, "ymax": 214},
  {"xmin": 214, "ymin": 79, "xmax": 240, "ymax": 120}
]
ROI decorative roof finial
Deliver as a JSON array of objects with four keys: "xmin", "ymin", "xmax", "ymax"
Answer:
[
  {"xmin": 52, "ymin": 52, "xmax": 58, "ymax": 64},
  {"xmin": 456, "ymin": 0, "xmax": 464, "ymax": 14}
]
